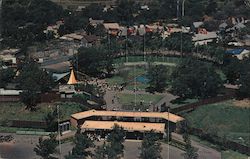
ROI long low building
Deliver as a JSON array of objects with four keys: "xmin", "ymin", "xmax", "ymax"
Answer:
[
  {"xmin": 71, "ymin": 109, "xmax": 184, "ymax": 124},
  {"xmin": 70, "ymin": 109, "xmax": 184, "ymax": 138},
  {"xmin": 82, "ymin": 121, "xmax": 165, "ymax": 133}
]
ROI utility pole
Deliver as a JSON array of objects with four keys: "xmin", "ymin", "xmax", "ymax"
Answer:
[
  {"xmin": 167, "ymin": 106, "xmax": 170, "ymax": 159},
  {"xmin": 182, "ymin": 0, "xmax": 186, "ymax": 17},
  {"xmin": 177, "ymin": 0, "xmax": 180, "ymax": 19},
  {"xmin": 0, "ymin": 0, "xmax": 2, "ymax": 41},
  {"xmin": 57, "ymin": 105, "xmax": 62, "ymax": 159},
  {"xmin": 143, "ymin": 33, "xmax": 146, "ymax": 62},
  {"xmin": 134, "ymin": 66, "xmax": 137, "ymax": 109},
  {"xmin": 125, "ymin": 29, "xmax": 128, "ymax": 63}
]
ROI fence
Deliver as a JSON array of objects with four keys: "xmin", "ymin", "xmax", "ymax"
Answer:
[
  {"xmin": 170, "ymin": 94, "xmax": 235, "ymax": 113},
  {"xmin": 191, "ymin": 127, "xmax": 250, "ymax": 156},
  {"xmin": 10, "ymin": 120, "xmax": 47, "ymax": 129},
  {"xmin": 0, "ymin": 95, "xmax": 20, "ymax": 102},
  {"xmin": 40, "ymin": 91, "xmax": 60, "ymax": 103}
]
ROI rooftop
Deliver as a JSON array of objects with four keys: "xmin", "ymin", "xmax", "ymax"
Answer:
[
  {"xmin": 71, "ymin": 109, "xmax": 184, "ymax": 123},
  {"xmin": 81, "ymin": 120, "xmax": 165, "ymax": 133}
]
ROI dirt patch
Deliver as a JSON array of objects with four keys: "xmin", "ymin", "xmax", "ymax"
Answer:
[{"xmin": 233, "ymin": 99, "xmax": 250, "ymax": 108}]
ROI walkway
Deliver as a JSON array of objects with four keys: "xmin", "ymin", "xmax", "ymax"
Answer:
[{"xmin": 172, "ymin": 133, "xmax": 221, "ymax": 159}]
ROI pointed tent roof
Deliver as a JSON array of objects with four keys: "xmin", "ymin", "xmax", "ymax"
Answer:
[{"xmin": 67, "ymin": 69, "xmax": 77, "ymax": 85}]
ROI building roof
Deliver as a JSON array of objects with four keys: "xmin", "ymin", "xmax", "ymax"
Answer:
[
  {"xmin": 192, "ymin": 32, "xmax": 218, "ymax": 42},
  {"xmin": 71, "ymin": 109, "xmax": 184, "ymax": 123},
  {"xmin": 0, "ymin": 89, "xmax": 22, "ymax": 95},
  {"xmin": 83, "ymin": 35, "xmax": 99, "ymax": 43},
  {"xmin": 103, "ymin": 23, "xmax": 120, "ymax": 30},
  {"xmin": 225, "ymin": 48, "xmax": 245, "ymax": 55},
  {"xmin": 219, "ymin": 22, "xmax": 228, "ymax": 28},
  {"xmin": 53, "ymin": 72, "xmax": 70, "ymax": 82},
  {"xmin": 89, "ymin": 18, "xmax": 104, "ymax": 26},
  {"xmin": 235, "ymin": 23, "xmax": 246, "ymax": 29},
  {"xmin": 41, "ymin": 61, "xmax": 71, "ymax": 72},
  {"xmin": 193, "ymin": 21, "xmax": 204, "ymax": 28},
  {"xmin": 59, "ymin": 85, "xmax": 76, "ymax": 93},
  {"xmin": 62, "ymin": 33, "xmax": 83, "ymax": 41},
  {"xmin": 81, "ymin": 120, "xmax": 165, "ymax": 133},
  {"xmin": 67, "ymin": 69, "xmax": 77, "ymax": 85}
]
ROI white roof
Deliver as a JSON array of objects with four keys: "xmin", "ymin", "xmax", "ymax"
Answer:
[
  {"xmin": 219, "ymin": 22, "xmax": 228, "ymax": 28},
  {"xmin": 236, "ymin": 49, "xmax": 250, "ymax": 60},
  {"xmin": 192, "ymin": 32, "xmax": 218, "ymax": 41},
  {"xmin": 138, "ymin": 27, "xmax": 146, "ymax": 35},
  {"xmin": 62, "ymin": 33, "xmax": 83, "ymax": 40},
  {"xmin": 103, "ymin": 23, "xmax": 120, "ymax": 30},
  {"xmin": 193, "ymin": 21, "xmax": 204, "ymax": 28},
  {"xmin": 0, "ymin": 89, "xmax": 22, "ymax": 95},
  {"xmin": 235, "ymin": 23, "xmax": 246, "ymax": 29}
]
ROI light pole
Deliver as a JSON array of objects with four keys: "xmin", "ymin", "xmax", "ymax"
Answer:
[
  {"xmin": 182, "ymin": 0, "xmax": 186, "ymax": 17},
  {"xmin": 0, "ymin": 0, "xmax": 2, "ymax": 41},
  {"xmin": 167, "ymin": 106, "xmax": 170, "ymax": 159},
  {"xmin": 177, "ymin": 0, "xmax": 180, "ymax": 19},
  {"xmin": 57, "ymin": 105, "xmax": 62, "ymax": 159}
]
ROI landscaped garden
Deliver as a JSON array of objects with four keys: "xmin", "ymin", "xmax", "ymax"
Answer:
[{"xmin": 184, "ymin": 100, "xmax": 250, "ymax": 146}]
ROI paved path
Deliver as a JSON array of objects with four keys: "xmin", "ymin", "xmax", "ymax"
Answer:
[
  {"xmin": 153, "ymin": 92, "xmax": 177, "ymax": 111},
  {"xmin": 172, "ymin": 133, "xmax": 221, "ymax": 159},
  {"xmin": 104, "ymin": 90, "xmax": 122, "ymax": 110}
]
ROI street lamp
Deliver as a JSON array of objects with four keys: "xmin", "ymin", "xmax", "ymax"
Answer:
[
  {"xmin": 167, "ymin": 106, "xmax": 170, "ymax": 159},
  {"xmin": 57, "ymin": 105, "xmax": 62, "ymax": 159},
  {"xmin": 182, "ymin": 0, "xmax": 186, "ymax": 17}
]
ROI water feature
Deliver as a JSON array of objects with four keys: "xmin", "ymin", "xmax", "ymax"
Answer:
[{"xmin": 136, "ymin": 75, "xmax": 149, "ymax": 84}]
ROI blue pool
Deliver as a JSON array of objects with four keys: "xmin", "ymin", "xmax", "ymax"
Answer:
[{"xmin": 136, "ymin": 76, "xmax": 149, "ymax": 84}]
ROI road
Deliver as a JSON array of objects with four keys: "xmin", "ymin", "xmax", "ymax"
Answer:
[{"xmin": 0, "ymin": 133, "xmax": 221, "ymax": 159}]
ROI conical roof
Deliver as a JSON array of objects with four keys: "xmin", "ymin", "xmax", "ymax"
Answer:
[{"xmin": 67, "ymin": 69, "xmax": 77, "ymax": 85}]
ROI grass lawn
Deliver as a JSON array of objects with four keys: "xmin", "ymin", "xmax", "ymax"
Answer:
[
  {"xmin": 184, "ymin": 100, "xmax": 250, "ymax": 146},
  {"xmin": 0, "ymin": 102, "xmax": 84, "ymax": 125},
  {"xmin": 117, "ymin": 93, "xmax": 164, "ymax": 111},
  {"xmin": 191, "ymin": 135, "xmax": 249, "ymax": 159},
  {"xmin": 106, "ymin": 76, "xmax": 124, "ymax": 85},
  {"xmin": 125, "ymin": 83, "xmax": 149, "ymax": 91},
  {"xmin": 222, "ymin": 150, "xmax": 248, "ymax": 159},
  {"xmin": 170, "ymin": 98, "xmax": 199, "ymax": 108}
]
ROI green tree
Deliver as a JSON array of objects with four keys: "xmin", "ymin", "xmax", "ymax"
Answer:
[
  {"xmin": 94, "ymin": 142, "xmax": 108, "ymax": 159},
  {"xmin": 2, "ymin": 0, "xmax": 64, "ymax": 48},
  {"xmin": 44, "ymin": 108, "xmax": 58, "ymax": 132},
  {"xmin": 223, "ymin": 56, "xmax": 241, "ymax": 84},
  {"xmin": 182, "ymin": 124, "xmax": 198, "ymax": 159},
  {"xmin": 106, "ymin": 124, "xmax": 126, "ymax": 159},
  {"xmin": 205, "ymin": 0, "xmax": 218, "ymax": 15},
  {"xmin": 82, "ymin": 3, "xmax": 104, "ymax": 20},
  {"xmin": 139, "ymin": 131, "xmax": 162, "ymax": 159},
  {"xmin": 237, "ymin": 58, "xmax": 250, "ymax": 99},
  {"xmin": 77, "ymin": 47, "xmax": 114, "ymax": 77},
  {"xmin": 34, "ymin": 134, "xmax": 58, "ymax": 159},
  {"xmin": 0, "ymin": 67, "xmax": 15, "ymax": 88},
  {"xmin": 65, "ymin": 129, "xmax": 94, "ymax": 159},
  {"xmin": 115, "ymin": 0, "xmax": 138, "ymax": 25},
  {"xmin": 164, "ymin": 33, "xmax": 194, "ymax": 53},
  {"xmin": 17, "ymin": 60, "xmax": 54, "ymax": 110},
  {"xmin": 171, "ymin": 58, "xmax": 223, "ymax": 99},
  {"xmin": 147, "ymin": 65, "xmax": 168, "ymax": 93}
]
